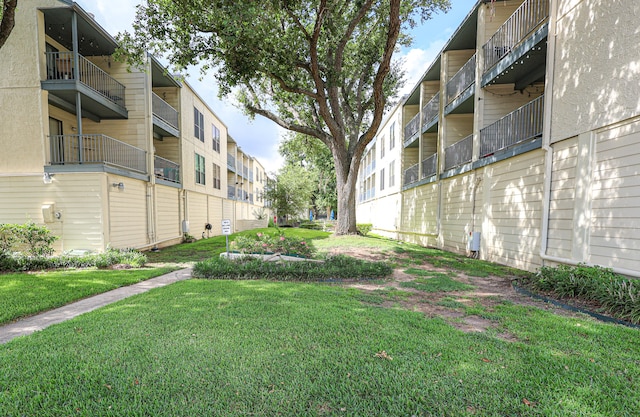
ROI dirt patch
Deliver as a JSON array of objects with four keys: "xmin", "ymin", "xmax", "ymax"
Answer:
[{"xmin": 333, "ymin": 248, "xmax": 587, "ymax": 341}]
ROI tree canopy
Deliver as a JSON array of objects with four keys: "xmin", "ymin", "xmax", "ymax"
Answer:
[
  {"xmin": 0, "ymin": 0, "xmax": 18, "ymax": 50},
  {"xmin": 264, "ymin": 164, "xmax": 315, "ymax": 223},
  {"xmin": 118, "ymin": 0, "xmax": 450, "ymax": 234}
]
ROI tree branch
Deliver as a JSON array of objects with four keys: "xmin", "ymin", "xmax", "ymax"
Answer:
[{"xmin": 0, "ymin": 0, "xmax": 18, "ymax": 50}]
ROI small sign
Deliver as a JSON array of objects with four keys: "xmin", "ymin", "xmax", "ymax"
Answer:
[{"xmin": 222, "ymin": 219, "xmax": 232, "ymax": 235}]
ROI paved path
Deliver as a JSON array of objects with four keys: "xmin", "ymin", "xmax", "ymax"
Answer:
[{"xmin": 0, "ymin": 267, "xmax": 192, "ymax": 345}]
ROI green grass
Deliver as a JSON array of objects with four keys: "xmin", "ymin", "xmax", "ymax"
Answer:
[
  {"xmin": 1, "ymin": 280, "xmax": 638, "ymax": 416},
  {"xmin": 400, "ymin": 269, "xmax": 475, "ymax": 293},
  {"xmin": 0, "ymin": 267, "xmax": 176, "ymax": 325}
]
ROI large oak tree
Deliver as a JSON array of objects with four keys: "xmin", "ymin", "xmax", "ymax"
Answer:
[
  {"xmin": 118, "ymin": 0, "xmax": 449, "ymax": 234},
  {"xmin": 0, "ymin": 0, "xmax": 18, "ymax": 49}
]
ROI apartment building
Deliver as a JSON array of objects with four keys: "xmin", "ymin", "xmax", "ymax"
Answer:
[
  {"xmin": 356, "ymin": 100, "xmax": 404, "ymax": 240},
  {"xmin": 0, "ymin": 0, "xmax": 270, "ymax": 253},
  {"xmin": 358, "ymin": 0, "xmax": 640, "ymax": 276}
]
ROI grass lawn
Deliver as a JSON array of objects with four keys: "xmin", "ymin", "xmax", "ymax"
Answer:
[
  {"xmin": 0, "ymin": 267, "xmax": 177, "ymax": 325},
  {"xmin": 1, "ymin": 279, "xmax": 638, "ymax": 416}
]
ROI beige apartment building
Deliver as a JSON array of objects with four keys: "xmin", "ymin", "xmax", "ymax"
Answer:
[
  {"xmin": 0, "ymin": 0, "xmax": 269, "ymax": 253},
  {"xmin": 358, "ymin": 0, "xmax": 640, "ymax": 276}
]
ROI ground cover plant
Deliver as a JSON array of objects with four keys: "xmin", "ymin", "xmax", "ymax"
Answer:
[
  {"xmin": 0, "ymin": 267, "xmax": 176, "ymax": 325},
  {"xmin": 1, "ymin": 279, "xmax": 638, "ymax": 416},
  {"xmin": 193, "ymin": 255, "xmax": 392, "ymax": 281},
  {"xmin": 231, "ymin": 230, "xmax": 316, "ymax": 258}
]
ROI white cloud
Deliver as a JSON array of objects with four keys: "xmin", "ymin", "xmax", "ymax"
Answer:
[{"xmin": 396, "ymin": 39, "xmax": 447, "ymax": 96}]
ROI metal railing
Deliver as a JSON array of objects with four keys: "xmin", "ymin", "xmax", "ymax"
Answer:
[
  {"xmin": 364, "ymin": 160, "xmax": 376, "ymax": 177},
  {"xmin": 152, "ymin": 92, "xmax": 179, "ymax": 131},
  {"xmin": 227, "ymin": 153, "xmax": 236, "ymax": 171},
  {"xmin": 479, "ymin": 94, "xmax": 544, "ymax": 157},
  {"xmin": 446, "ymin": 54, "xmax": 476, "ymax": 104},
  {"xmin": 421, "ymin": 92, "xmax": 440, "ymax": 128},
  {"xmin": 404, "ymin": 112, "xmax": 420, "ymax": 140},
  {"xmin": 421, "ymin": 153, "xmax": 437, "ymax": 179},
  {"xmin": 444, "ymin": 134, "xmax": 473, "ymax": 170},
  {"xmin": 227, "ymin": 185, "xmax": 236, "ymax": 199},
  {"xmin": 49, "ymin": 134, "xmax": 146, "ymax": 173},
  {"xmin": 45, "ymin": 51, "xmax": 126, "ymax": 108},
  {"xmin": 154, "ymin": 156, "xmax": 180, "ymax": 183},
  {"xmin": 482, "ymin": 0, "xmax": 549, "ymax": 71},
  {"xmin": 403, "ymin": 163, "xmax": 419, "ymax": 186}
]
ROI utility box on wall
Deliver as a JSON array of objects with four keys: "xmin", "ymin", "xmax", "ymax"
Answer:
[
  {"xmin": 42, "ymin": 204, "xmax": 57, "ymax": 223},
  {"xmin": 469, "ymin": 231, "xmax": 481, "ymax": 252}
]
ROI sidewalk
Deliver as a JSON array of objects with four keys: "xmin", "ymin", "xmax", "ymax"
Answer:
[{"xmin": 0, "ymin": 267, "xmax": 192, "ymax": 345}]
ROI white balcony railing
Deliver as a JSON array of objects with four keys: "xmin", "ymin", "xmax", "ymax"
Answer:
[
  {"xmin": 403, "ymin": 163, "xmax": 419, "ymax": 186},
  {"xmin": 404, "ymin": 113, "xmax": 420, "ymax": 140},
  {"xmin": 479, "ymin": 94, "xmax": 544, "ymax": 157},
  {"xmin": 154, "ymin": 156, "xmax": 180, "ymax": 183},
  {"xmin": 421, "ymin": 92, "xmax": 440, "ymax": 128},
  {"xmin": 421, "ymin": 153, "xmax": 438, "ymax": 179},
  {"xmin": 482, "ymin": 0, "xmax": 549, "ymax": 71},
  {"xmin": 446, "ymin": 54, "xmax": 476, "ymax": 105},
  {"xmin": 152, "ymin": 92, "xmax": 179, "ymax": 131},
  {"xmin": 444, "ymin": 134, "xmax": 473, "ymax": 171},
  {"xmin": 45, "ymin": 51, "xmax": 126, "ymax": 108},
  {"xmin": 49, "ymin": 134, "xmax": 146, "ymax": 173}
]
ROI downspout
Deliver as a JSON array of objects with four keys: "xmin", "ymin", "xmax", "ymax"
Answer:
[{"xmin": 538, "ymin": 0, "xmax": 640, "ymax": 279}]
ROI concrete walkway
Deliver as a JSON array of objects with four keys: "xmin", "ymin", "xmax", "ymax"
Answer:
[{"xmin": 0, "ymin": 267, "xmax": 193, "ymax": 345}]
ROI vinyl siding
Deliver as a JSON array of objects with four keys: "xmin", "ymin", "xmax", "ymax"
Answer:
[
  {"xmin": 155, "ymin": 185, "xmax": 180, "ymax": 242},
  {"xmin": 108, "ymin": 176, "xmax": 148, "ymax": 249},
  {"xmin": 441, "ymin": 172, "xmax": 477, "ymax": 253}
]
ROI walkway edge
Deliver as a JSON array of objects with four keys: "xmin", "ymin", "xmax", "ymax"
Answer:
[{"xmin": 0, "ymin": 267, "xmax": 193, "ymax": 344}]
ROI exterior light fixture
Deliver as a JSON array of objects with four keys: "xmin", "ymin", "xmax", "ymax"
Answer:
[
  {"xmin": 112, "ymin": 182, "xmax": 125, "ymax": 190},
  {"xmin": 43, "ymin": 172, "xmax": 54, "ymax": 184}
]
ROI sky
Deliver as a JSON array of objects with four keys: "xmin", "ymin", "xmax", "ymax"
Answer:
[{"xmin": 77, "ymin": 0, "xmax": 478, "ymax": 174}]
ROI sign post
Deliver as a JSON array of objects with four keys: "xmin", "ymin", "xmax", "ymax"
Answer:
[{"xmin": 221, "ymin": 219, "xmax": 232, "ymax": 254}]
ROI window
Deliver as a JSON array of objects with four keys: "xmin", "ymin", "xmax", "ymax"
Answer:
[
  {"xmin": 380, "ymin": 168, "xmax": 385, "ymax": 191},
  {"xmin": 389, "ymin": 122, "xmax": 396, "ymax": 149},
  {"xmin": 389, "ymin": 160, "xmax": 395, "ymax": 187},
  {"xmin": 380, "ymin": 136, "xmax": 386, "ymax": 159},
  {"xmin": 212, "ymin": 124, "xmax": 220, "ymax": 152},
  {"xmin": 194, "ymin": 107, "xmax": 205, "ymax": 142},
  {"xmin": 212, "ymin": 163, "xmax": 221, "ymax": 189},
  {"xmin": 195, "ymin": 153, "xmax": 205, "ymax": 185}
]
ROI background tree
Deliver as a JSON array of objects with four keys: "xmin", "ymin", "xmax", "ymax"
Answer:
[
  {"xmin": 279, "ymin": 132, "xmax": 337, "ymax": 218},
  {"xmin": 0, "ymin": 0, "xmax": 18, "ymax": 49},
  {"xmin": 118, "ymin": 0, "xmax": 450, "ymax": 234},
  {"xmin": 265, "ymin": 164, "xmax": 315, "ymax": 224}
]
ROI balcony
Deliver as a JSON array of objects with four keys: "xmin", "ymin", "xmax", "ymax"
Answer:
[
  {"xmin": 421, "ymin": 92, "xmax": 440, "ymax": 133},
  {"xmin": 49, "ymin": 134, "xmax": 146, "ymax": 174},
  {"xmin": 479, "ymin": 94, "xmax": 544, "ymax": 158},
  {"xmin": 444, "ymin": 134, "xmax": 473, "ymax": 171},
  {"xmin": 227, "ymin": 153, "xmax": 236, "ymax": 172},
  {"xmin": 228, "ymin": 185, "xmax": 236, "ymax": 199},
  {"xmin": 154, "ymin": 156, "xmax": 180, "ymax": 183},
  {"xmin": 43, "ymin": 52, "xmax": 127, "ymax": 120},
  {"xmin": 421, "ymin": 154, "xmax": 437, "ymax": 179},
  {"xmin": 445, "ymin": 54, "xmax": 476, "ymax": 114},
  {"xmin": 152, "ymin": 92, "xmax": 180, "ymax": 138},
  {"xmin": 403, "ymin": 163, "xmax": 419, "ymax": 186},
  {"xmin": 404, "ymin": 113, "xmax": 420, "ymax": 144}
]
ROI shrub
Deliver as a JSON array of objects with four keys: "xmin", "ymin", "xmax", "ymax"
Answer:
[
  {"xmin": 521, "ymin": 264, "xmax": 640, "ymax": 324},
  {"xmin": 231, "ymin": 232, "xmax": 316, "ymax": 258},
  {"xmin": 0, "ymin": 222, "xmax": 58, "ymax": 257},
  {"xmin": 192, "ymin": 254, "xmax": 392, "ymax": 281},
  {"xmin": 0, "ymin": 248, "xmax": 147, "ymax": 272},
  {"xmin": 356, "ymin": 223, "xmax": 372, "ymax": 236}
]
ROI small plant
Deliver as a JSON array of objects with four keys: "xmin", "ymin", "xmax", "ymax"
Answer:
[
  {"xmin": 356, "ymin": 223, "xmax": 372, "ymax": 236},
  {"xmin": 0, "ymin": 222, "xmax": 58, "ymax": 257},
  {"xmin": 183, "ymin": 233, "xmax": 196, "ymax": 243},
  {"xmin": 231, "ymin": 231, "xmax": 316, "ymax": 258}
]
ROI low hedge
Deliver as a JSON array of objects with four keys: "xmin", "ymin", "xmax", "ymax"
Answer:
[
  {"xmin": 519, "ymin": 264, "xmax": 640, "ymax": 324},
  {"xmin": 192, "ymin": 254, "xmax": 392, "ymax": 281},
  {"xmin": 0, "ymin": 248, "xmax": 147, "ymax": 272}
]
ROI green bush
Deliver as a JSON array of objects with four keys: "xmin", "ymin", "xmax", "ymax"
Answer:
[
  {"xmin": 356, "ymin": 223, "xmax": 372, "ymax": 236},
  {"xmin": 231, "ymin": 231, "xmax": 316, "ymax": 258},
  {"xmin": 0, "ymin": 248, "xmax": 147, "ymax": 272},
  {"xmin": 0, "ymin": 222, "xmax": 58, "ymax": 257},
  {"xmin": 521, "ymin": 264, "xmax": 640, "ymax": 324},
  {"xmin": 193, "ymin": 254, "xmax": 392, "ymax": 281}
]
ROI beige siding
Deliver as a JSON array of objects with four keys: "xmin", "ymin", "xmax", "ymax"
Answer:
[
  {"xmin": 0, "ymin": 173, "xmax": 106, "ymax": 252},
  {"xmin": 481, "ymin": 84, "xmax": 544, "ymax": 128},
  {"xmin": 546, "ymin": 137, "xmax": 578, "ymax": 259},
  {"xmin": 108, "ymin": 177, "xmax": 148, "ymax": 249},
  {"xmin": 590, "ymin": 118, "xmax": 640, "ymax": 270},
  {"xmin": 481, "ymin": 149, "xmax": 544, "ymax": 271},
  {"xmin": 186, "ymin": 191, "xmax": 208, "ymax": 238},
  {"xmin": 443, "ymin": 114, "xmax": 473, "ymax": 148},
  {"xmin": 552, "ymin": 0, "xmax": 640, "ymax": 142},
  {"xmin": 441, "ymin": 172, "xmax": 477, "ymax": 253},
  {"xmin": 444, "ymin": 50, "xmax": 475, "ymax": 82},
  {"xmin": 156, "ymin": 185, "xmax": 181, "ymax": 242},
  {"xmin": 207, "ymin": 196, "xmax": 224, "ymax": 235},
  {"xmin": 401, "ymin": 182, "xmax": 439, "ymax": 236}
]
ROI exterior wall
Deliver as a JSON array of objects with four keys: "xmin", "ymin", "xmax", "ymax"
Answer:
[
  {"xmin": 107, "ymin": 176, "xmax": 148, "ymax": 249},
  {"xmin": 480, "ymin": 149, "xmax": 544, "ymax": 271},
  {"xmin": 551, "ymin": 0, "xmax": 640, "ymax": 143},
  {"xmin": 399, "ymin": 182, "xmax": 439, "ymax": 246},
  {"xmin": 155, "ymin": 185, "xmax": 181, "ymax": 244}
]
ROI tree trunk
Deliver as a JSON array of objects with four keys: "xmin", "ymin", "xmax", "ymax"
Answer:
[{"xmin": 334, "ymin": 157, "xmax": 358, "ymax": 235}]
